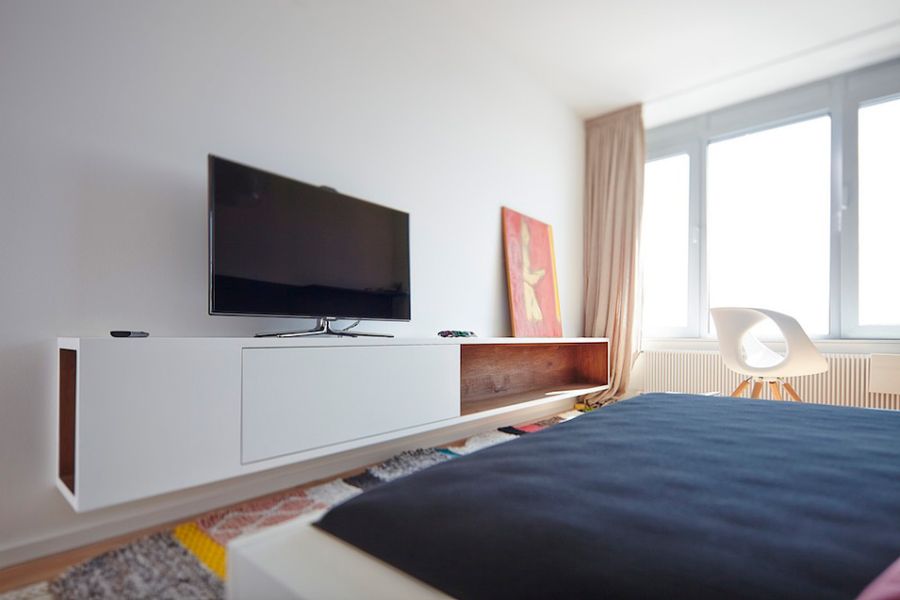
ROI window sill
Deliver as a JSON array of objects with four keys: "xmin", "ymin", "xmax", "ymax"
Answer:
[{"xmin": 641, "ymin": 337, "xmax": 900, "ymax": 355}]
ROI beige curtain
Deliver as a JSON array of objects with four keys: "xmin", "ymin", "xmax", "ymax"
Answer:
[{"xmin": 583, "ymin": 104, "xmax": 645, "ymax": 405}]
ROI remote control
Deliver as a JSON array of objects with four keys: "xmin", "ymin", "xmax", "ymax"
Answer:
[
  {"xmin": 438, "ymin": 330, "xmax": 476, "ymax": 338},
  {"xmin": 110, "ymin": 331, "xmax": 150, "ymax": 338}
]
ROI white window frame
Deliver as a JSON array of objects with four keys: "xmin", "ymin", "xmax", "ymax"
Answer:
[
  {"xmin": 644, "ymin": 57, "xmax": 900, "ymax": 340},
  {"xmin": 841, "ymin": 70, "xmax": 900, "ymax": 338},
  {"xmin": 643, "ymin": 142, "xmax": 701, "ymax": 338}
]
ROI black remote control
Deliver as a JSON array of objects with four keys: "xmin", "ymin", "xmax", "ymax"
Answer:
[{"xmin": 110, "ymin": 331, "xmax": 150, "ymax": 338}]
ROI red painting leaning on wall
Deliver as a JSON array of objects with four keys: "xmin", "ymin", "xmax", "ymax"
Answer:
[{"xmin": 501, "ymin": 207, "xmax": 563, "ymax": 337}]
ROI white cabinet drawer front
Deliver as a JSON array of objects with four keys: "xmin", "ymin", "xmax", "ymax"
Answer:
[{"xmin": 241, "ymin": 345, "xmax": 460, "ymax": 463}]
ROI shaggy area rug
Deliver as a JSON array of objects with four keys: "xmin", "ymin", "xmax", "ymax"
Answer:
[{"xmin": 1, "ymin": 411, "xmax": 581, "ymax": 600}]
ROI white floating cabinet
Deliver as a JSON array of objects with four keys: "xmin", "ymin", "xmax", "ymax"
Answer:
[
  {"xmin": 241, "ymin": 345, "xmax": 459, "ymax": 464},
  {"xmin": 57, "ymin": 336, "xmax": 608, "ymax": 511}
]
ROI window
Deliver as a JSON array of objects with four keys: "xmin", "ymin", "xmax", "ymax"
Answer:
[
  {"xmin": 857, "ymin": 96, "xmax": 900, "ymax": 328},
  {"xmin": 643, "ymin": 59, "xmax": 900, "ymax": 340},
  {"xmin": 707, "ymin": 117, "xmax": 831, "ymax": 336},
  {"xmin": 642, "ymin": 154, "xmax": 691, "ymax": 335}
]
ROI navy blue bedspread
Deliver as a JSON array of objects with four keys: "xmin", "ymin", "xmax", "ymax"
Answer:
[{"xmin": 316, "ymin": 394, "xmax": 900, "ymax": 599}]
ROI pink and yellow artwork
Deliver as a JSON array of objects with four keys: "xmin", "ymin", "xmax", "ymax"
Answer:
[{"xmin": 502, "ymin": 207, "xmax": 562, "ymax": 337}]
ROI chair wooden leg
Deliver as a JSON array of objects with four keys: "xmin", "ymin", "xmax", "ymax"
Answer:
[
  {"xmin": 731, "ymin": 378, "xmax": 751, "ymax": 397},
  {"xmin": 768, "ymin": 381, "xmax": 783, "ymax": 400},
  {"xmin": 783, "ymin": 382, "xmax": 802, "ymax": 402},
  {"xmin": 750, "ymin": 381, "xmax": 763, "ymax": 399}
]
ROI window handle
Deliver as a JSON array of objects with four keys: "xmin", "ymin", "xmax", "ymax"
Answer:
[{"xmin": 836, "ymin": 183, "xmax": 850, "ymax": 232}]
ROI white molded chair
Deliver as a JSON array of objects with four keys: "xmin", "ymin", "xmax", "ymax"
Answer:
[{"xmin": 711, "ymin": 307, "xmax": 828, "ymax": 401}]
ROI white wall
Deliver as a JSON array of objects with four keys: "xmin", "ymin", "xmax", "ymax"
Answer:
[{"xmin": 0, "ymin": 1, "xmax": 584, "ymax": 566}]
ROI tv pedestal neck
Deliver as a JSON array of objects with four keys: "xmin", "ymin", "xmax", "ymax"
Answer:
[{"xmin": 255, "ymin": 317, "xmax": 394, "ymax": 338}]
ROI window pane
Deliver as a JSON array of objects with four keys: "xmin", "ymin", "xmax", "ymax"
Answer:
[
  {"xmin": 858, "ymin": 97, "xmax": 900, "ymax": 326},
  {"xmin": 707, "ymin": 116, "xmax": 831, "ymax": 337},
  {"xmin": 642, "ymin": 154, "xmax": 690, "ymax": 332}
]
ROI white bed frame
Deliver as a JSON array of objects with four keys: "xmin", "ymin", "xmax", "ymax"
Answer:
[{"xmin": 228, "ymin": 511, "xmax": 447, "ymax": 599}]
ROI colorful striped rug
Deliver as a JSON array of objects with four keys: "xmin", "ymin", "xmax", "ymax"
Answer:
[{"xmin": 2, "ymin": 411, "xmax": 582, "ymax": 600}]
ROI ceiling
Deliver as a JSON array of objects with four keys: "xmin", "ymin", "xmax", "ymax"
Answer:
[{"xmin": 437, "ymin": 0, "xmax": 900, "ymax": 126}]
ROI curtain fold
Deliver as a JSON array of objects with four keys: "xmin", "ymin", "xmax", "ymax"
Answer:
[{"xmin": 583, "ymin": 104, "xmax": 645, "ymax": 405}]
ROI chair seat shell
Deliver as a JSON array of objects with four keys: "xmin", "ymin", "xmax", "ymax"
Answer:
[{"xmin": 711, "ymin": 307, "xmax": 828, "ymax": 379}]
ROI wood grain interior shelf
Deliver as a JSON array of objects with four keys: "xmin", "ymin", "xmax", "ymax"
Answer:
[
  {"xmin": 59, "ymin": 349, "xmax": 76, "ymax": 494},
  {"xmin": 460, "ymin": 383, "xmax": 608, "ymax": 416},
  {"xmin": 460, "ymin": 342, "xmax": 609, "ymax": 415}
]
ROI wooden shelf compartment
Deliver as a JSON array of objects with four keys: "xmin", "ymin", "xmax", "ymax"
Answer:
[
  {"xmin": 59, "ymin": 349, "xmax": 77, "ymax": 494},
  {"xmin": 460, "ymin": 342, "xmax": 609, "ymax": 416}
]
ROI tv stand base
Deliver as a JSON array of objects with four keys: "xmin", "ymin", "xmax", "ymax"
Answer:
[{"xmin": 255, "ymin": 318, "xmax": 394, "ymax": 338}]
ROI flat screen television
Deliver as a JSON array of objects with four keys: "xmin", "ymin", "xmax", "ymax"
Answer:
[{"xmin": 208, "ymin": 156, "xmax": 410, "ymax": 322}]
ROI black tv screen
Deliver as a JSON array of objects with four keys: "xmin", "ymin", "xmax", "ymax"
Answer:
[{"xmin": 209, "ymin": 156, "xmax": 410, "ymax": 321}]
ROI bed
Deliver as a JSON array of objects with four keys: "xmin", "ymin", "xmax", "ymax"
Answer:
[{"xmin": 230, "ymin": 394, "xmax": 900, "ymax": 599}]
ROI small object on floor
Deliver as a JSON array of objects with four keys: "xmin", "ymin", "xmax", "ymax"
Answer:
[
  {"xmin": 110, "ymin": 331, "xmax": 150, "ymax": 338},
  {"xmin": 438, "ymin": 330, "xmax": 476, "ymax": 338}
]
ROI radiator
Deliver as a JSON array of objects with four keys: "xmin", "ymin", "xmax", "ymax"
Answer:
[{"xmin": 641, "ymin": 351, "xmax": 900, "ymax": 410}]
